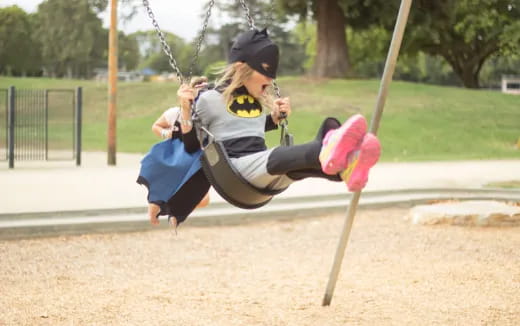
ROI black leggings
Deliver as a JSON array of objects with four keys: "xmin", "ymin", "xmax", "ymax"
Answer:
[
  {"xmin": 162, "ymin": 117, "xmax": 341, "ymax": 222},
  {"xmin": 183, "ymin": 117, "xmax": 341, "ymax": 178},
  {"xmin": 266, "ymin": 117, "xmax": 342, "ymax": 182},
  {"xmin": 160, "ymin": 169, "xmax": 210, "ymax": 224}
]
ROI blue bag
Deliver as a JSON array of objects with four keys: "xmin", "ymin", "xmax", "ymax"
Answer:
[{"xmin": 137, "ymin": 137, "xmax": 202, "ymax": 204}]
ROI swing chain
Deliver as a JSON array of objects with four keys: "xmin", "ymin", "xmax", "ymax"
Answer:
[
  {"xmin": 142, "ymin": 0, "xmax": 214, "ymax": 83},
  {"xmin": 238, "ymin": 0, "xmax": 276, "ymax": 32},
  {"xmin": 236, "ymin": 0, "xmax": 281, "ymax": 99},
  {"xmin": 188, "ymin": 0, "xmax": 216, "ymax": 80},
  {"xmin": 143, "ymin": 0, "xmax": 283, "ymax": 114},
  {"xmin": 142, "ymin": 0, "xmax": 184, "ymax": 83},
  {"xmin": 238, "ymin": 0, "xmax": 256, "ymax": 30},
  {"xmin": 272, "ymin": 80, "xmax": 281, "ymax": 98}
]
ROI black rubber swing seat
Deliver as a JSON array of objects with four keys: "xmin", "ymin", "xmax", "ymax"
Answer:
[{"xmin": 200, "ymin": 141, "xmax": 287, "ymax": 209}]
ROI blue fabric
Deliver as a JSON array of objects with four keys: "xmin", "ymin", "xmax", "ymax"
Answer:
[{"xmin": 138, "ymin": 138, "xmax": 202, "ymax": 203}]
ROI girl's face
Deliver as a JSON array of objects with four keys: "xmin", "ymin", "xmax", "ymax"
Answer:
[{"xmin": 243, "ymin": 69, "xmax": 273, "ymax": 99}]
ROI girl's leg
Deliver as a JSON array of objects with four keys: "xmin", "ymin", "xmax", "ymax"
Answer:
[
  {"xmin": 267, "ymin": 141, "xmax": 321, "ymax": 174},
  {"xmin": 315, "ymin": 117, "xmax": 342, "ymax": 141},
  {"xmin": 266, "ymin": 117, "xmax": 342, "ymax": 179},
  {"xmin": 196, "ymin": 192, "xmax": 210, "ymax": 208},
  {"xmin": 138, "ymin": 176, "xmax": 168, "ymax": 225},
  {"xmin": 319, "ymin": 114, "xmax": 368, "ymax": 175},
  {"xmin": 164, "ymin": 169, "xmax": 210, "ymax": 224},
  {"xmin": 267, "ymin": 116, "xmax": 380, "ymax": 190},
  {"xmin": 148, "ymin": 203, "xmax": 161, "ymax": 225},
  {"xmin": 340, "ymin": 133, "xmax": 381, "ymax": 192},
  {"xmin": 286, "ymin": 168, "xmax": 341, "ymax": 182}
]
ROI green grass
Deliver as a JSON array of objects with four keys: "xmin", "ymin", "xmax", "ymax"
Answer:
[{"xmin": 1, "ymin": 76, "xmax": 519, "ymax": 161}]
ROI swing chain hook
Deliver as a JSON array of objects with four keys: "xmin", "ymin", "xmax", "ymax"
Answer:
[{"xmin": 142, "ymin": 0, "xmax": 184, "ymax": 83}]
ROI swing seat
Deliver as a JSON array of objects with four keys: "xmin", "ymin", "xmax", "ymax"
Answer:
[{"xmin": 200, "ymin": 141, "xmax": 286, "ymax": 209}]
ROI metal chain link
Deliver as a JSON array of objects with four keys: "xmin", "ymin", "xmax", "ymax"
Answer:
[
  {"xmin": 270, "ymin": 0, "xmax": 282, "ymax": 101},
  {"xmin": 143, "ymin": 0, "xmax": 282, "ymax": 100},
  {"xmin": 143, "ymin": 0, "xmax": 214, "ymax": 83},
  {"xmin": 240, "ymin": 0, "xmax": 280, "ymax": 98},
  {"xmin": 142, "ymin": 0, "xmax": 184, "ymax": 83},
  {"xmin": 272, "ymin": 80, "xmax": 281, "ymax": 98},
  {"xmin": 143, "ymin": 0, "xmax": 289, "ymax": 144},
  {"xmin": 238, "ymin": 0, "xmax": 256, "ymax": 30},
  {"xmin": 232, "ymin": 1, "xmax": 287, "ymax": 128},
  {"xmin": 188, "ymin": 0, "xmax": 215, "ymax": 79}
]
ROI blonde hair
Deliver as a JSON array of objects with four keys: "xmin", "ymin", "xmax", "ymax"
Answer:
[
  {"xmin": 215, "ymin": 63, "xmax": 274, "ymax": 111},
  {"xmin": 189, "ymin": 76, "xmax": 208, "ymax": 88},
  {"xmin": 185, "ymin": 76, "xmax": 209, "ymax": 99}
]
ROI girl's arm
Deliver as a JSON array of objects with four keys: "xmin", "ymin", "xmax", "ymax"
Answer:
[
  {"xmin": 152, "ymin": 114, "xmax": 174, "ymax": 139},
  {"xmin": 177, "ymin": 84, "xmax": 195, "ymax": 134},
  {"xmin": 270, "ymin": 97, "xmax": 292, "ymax": 125},
  {"xmin": 177, "ymin": 84, "xmax": 203, "ymax": 153}
]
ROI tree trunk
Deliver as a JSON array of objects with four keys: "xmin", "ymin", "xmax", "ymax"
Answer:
[
  {"xmin": 445, "ymin": 55, "xmax": 482, "ymax": 89},
  {"xmin": 460, "ymin": 67, "xmax": 480, "ymax": 89},
  {"xmin": 311, "ymin": 0, "xmax": 349, "ymax": 78}
]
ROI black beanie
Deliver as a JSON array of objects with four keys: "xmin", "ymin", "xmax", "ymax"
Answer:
[{"xmin": 228, "ymin": 28, "xmax": 279, "ymax": 79}]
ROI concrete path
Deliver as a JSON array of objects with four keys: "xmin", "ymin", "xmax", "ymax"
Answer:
[
  {"xmin": 1, "ymin": 152, "xmax": 519, "ymax": 238},
  {"xmin": 2, "ymin": 152, "xmax": 519, "ymax": 214}
]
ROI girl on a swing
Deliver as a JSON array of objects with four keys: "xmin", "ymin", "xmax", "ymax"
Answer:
[
  {"xmin": 137, "ymin": 77, "xmax": 211, "ymax": 229},
  {"xmin": 183, "ymin": 28, "xmax": 381, "ymax": 194},
  {"xmin": 139, "ymin": 28, "xmax": 381, "ymax": 229}
]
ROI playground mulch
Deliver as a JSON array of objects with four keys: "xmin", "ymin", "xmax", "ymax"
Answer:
[{"xmin": 1, "ymin": 207, "xmax": 519, "ymax": 325}]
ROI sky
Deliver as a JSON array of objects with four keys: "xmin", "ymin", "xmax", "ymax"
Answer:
[{"xmin": 1, "ymin": 0, "xmax": 228, "ymax": 41}]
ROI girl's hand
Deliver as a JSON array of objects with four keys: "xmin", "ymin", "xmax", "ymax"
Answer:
[
  {"xmin": 272, "ymin": 97, "xmax": 291, "ymax": 124},
  {"xmin": 177, "ymin": 84, "xmax": 195, "ymax": 112}
]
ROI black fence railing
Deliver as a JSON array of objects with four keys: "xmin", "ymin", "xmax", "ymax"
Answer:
[
  {"xmin": 0, "ymin": 89, "xmax": 7, "ymax": 161},
  {"xmin": 2, "ymin": 86, "xmax": 82, "ymax": 168}
]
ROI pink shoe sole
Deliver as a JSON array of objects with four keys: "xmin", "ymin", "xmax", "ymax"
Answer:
[
  {"xmin": 340, "ymin": 133, "xmax": 381, "ymax": 192},
  {"xmin": 319, "ymin": 114, "xmax": 367, "ymax": 175}
]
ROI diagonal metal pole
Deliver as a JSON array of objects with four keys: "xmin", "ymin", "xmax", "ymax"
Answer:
[{"xmin": 322, "ymin": 0, "xmax": 413, "ymax": 306}]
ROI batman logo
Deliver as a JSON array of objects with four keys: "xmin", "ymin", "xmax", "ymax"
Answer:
[{"xmin": 227, "ymin": 94, "xmax": 262, "ymax": 118}]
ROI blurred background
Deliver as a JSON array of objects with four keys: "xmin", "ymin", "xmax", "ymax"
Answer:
[{"xmin": 1, "ymin": 0, "xmax": 519, "ymax": 161}]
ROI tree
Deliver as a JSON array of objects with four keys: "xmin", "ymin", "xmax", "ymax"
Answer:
[
  {"xmin": 279, "ymin": 0, "xmax": 395, "ymax": 78},
  {"xmin": 205, "ymin": 1, "xmax": 307, "ymax": 76},
  {"xmin": 118, "ymin": 32, "xmax": 140, "ymax": 71},
  {"xmin": 480, "ymin": 54, "xmax": 520, "ymax": 88},
  {"xmin": 35, "ymin": 0, "xmax": 106, "ymax": 78},
  {"xmin": 134, "ymin": 31, "xmax": 191, "ymax": 75},
  {"xmin": 201, "ymin": 23, "xmax": 243, "ymax": 72},
  {"xmin": 311, "ymin": 0, "xmax": 349, "ymax": 77},
  {"xmin": 0, "ymin": 6, "xmax": 38, "ymax": 76},
  {"xmin": 408, "ymin": 0, "xmax": 520, "ymax": 88}
]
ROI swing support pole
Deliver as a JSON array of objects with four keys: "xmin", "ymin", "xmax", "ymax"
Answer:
[{"xmin": 322, "ymin": 0, "xmax": 413, "ymax": 306}]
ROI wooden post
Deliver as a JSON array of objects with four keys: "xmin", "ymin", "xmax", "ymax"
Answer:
[
  {"xmin": 75, "ymin": 87, "xmax": 82, "ymax": 166},
  {"xmin": 322, "ymin": 0, "xmax": 413, "ymax": 306},
  {"xmin": 107, "ymin": 0, "xmax": 118, "ymax": 165}
]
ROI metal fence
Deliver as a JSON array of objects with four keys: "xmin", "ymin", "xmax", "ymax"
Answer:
[
  {"xmin": 0, "ymin": 89, "xmax": 7, "ymax": 161},
  {"xmin": 1, "ymin": 86, "xmax": 82, "ymax": 168}
]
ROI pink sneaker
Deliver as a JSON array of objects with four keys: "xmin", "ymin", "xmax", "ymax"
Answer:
[
  {"xmin": 319, "ymin": 114, "xmax": 367, "ymax": 175},
  {"xmin": 340, "ymin": 133, "xmax": 381, "ymax": 192}
]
